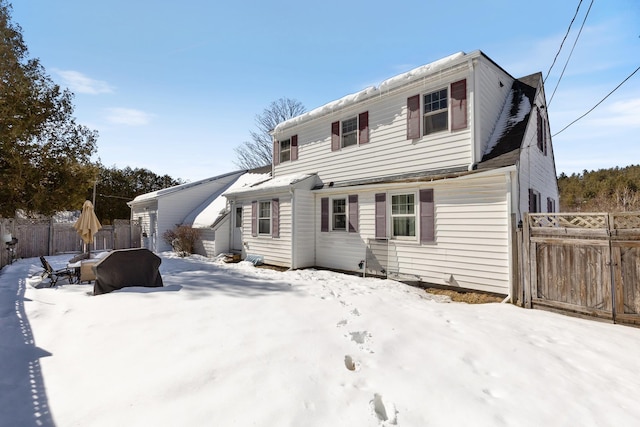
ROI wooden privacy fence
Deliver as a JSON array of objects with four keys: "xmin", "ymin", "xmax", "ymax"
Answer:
[
  {"xmin": 0, "ymin": 218, "xmax": 141, "ymax": 269},
  {"xmin": 521, "ymin": 212, "xmax": 640, "ymax": 325}
]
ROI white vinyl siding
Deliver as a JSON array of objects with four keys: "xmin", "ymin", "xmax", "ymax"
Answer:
[
  {"xmin": 292, "ymin": 189, "xmax": 315, "ymax": 268},
  {"xmin": 274, "ymin": 66, "xmax": 473, "ymax": 184},
  {"xmin": 518, "ymin": 87, "xmax": 559, "ymax": 219},
  {"xmin": 241, "ymin": 196, "xmax": 292, "ymax": 268},
  {"xmin": 315, "ymin": 173, "xmax": 512, "ymax": 294}
]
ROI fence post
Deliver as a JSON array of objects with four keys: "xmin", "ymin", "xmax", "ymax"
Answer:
[
  {"xmin": 522, "ymin": 214, "xmax": 532, "ymax": 309},
  {"xmin": 48, "ymin": 217, "xmax": 55, "ymax": 255},
  {"xmin": 608, "ymin": 213, "xmax": 620, "ymax": 323}
]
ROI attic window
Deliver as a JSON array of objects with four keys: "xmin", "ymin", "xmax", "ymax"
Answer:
[
  {"xmin": 342, "ymin": 117, "xmax": 358, "ymax": 147},
  {"xmin": 423, "ymin": 88, "xmax": 448, "ymax": 135},
  {"xmin": 280, "ymin": 139, "xmax": 291, "ymax": 162}
]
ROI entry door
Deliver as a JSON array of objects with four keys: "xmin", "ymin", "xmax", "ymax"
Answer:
[{"xmin": 232, "ymin": 206, "xmax": 243, "ymax": 252}]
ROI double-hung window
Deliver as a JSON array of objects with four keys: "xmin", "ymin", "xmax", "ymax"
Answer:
[
  {"xmin": 258, "ymin": 201, "xmax": 271, "ymax": 234},
  {"xmin": 331, "ymin": 112, "xmax": 369, "ymax": 151},
  {"xmin": 341, "ymin": 117, "xmax": 358, "ymax": 148},
  {"xmin": 280, "ymin": 139, "xmax": 291, "ymax": 163},
  {"xmin": 332, "ymin": 198, "xmax": 347, "ymax": 231},
  {"xmin": 423, "ymin": 88, "xmax": 448, "ymax": 135},
  {"xmin": 407, "ymin": 79, "xmax": 466, "ymax": 139},
  {"xmin": 391, "ymin": 194, "xmax": 416, "ymax": 237}
]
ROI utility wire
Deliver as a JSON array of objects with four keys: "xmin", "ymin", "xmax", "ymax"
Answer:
[
  {"xmin": 552, "ymin": 65, "xmax": 640, "ymax": 137},
  {"xmin": 544, "ymin": 0, "xmax": 584, "ymax": 84},
  {"xmin": 547, "ymin": 0, "xmax": 595, "ymax": 107}
]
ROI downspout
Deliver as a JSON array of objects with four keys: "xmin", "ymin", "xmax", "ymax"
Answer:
[
  {"xmin": 289, "ymin": 187, "xmax": 295, "ymax": 270},
  {"xmin": 228, "ymin": 199, "xmax": 234, "ymax": 255},
  {"xmin": 468, "ymin": 57, "xmax": 478, "ymax": 171},
  {"xmin": 503, "ymin": 170, "xmax": 514, "ymax": 304}
]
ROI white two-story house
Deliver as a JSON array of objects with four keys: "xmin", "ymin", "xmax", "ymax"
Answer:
[{"xmin": 224, "ymin": 50, "xmax": 558, "ymax": 297}]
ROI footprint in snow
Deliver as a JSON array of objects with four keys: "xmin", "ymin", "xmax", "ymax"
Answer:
[
  {"xmin": 344, "ymin": 355, "xmax": 359, "ymax": 371},
  {"xmin": 349, "ymin": 330, "xmax": 370, "ymax": 345},
  {"xmin": 371, "ymin": 393, "xmax": 397, "ymax": 425}
]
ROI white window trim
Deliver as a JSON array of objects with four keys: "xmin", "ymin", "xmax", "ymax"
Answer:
[
  {"xmin": 258, "ymin": 200, "xmax": 271, "ymax": 235},
  {"xmin": 423, "ymin": 87, "xmax": 449, "ymax": 136},
  {"xmin": 280, "ymin": 138, "xmax": 291, "ymax": 163},
  {"xmin": 390, "ymin": 191, "xmax": 418, "ymax": 241},
  {"xmin": 341, "ymin": 116, "xmax": 358, "ymax": 148},
  {"xmin": 331, "ymin": 197, "xmax": 348, "ymax": 232}
]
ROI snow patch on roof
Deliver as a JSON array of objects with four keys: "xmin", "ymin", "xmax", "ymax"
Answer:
[
  {"xmin": 190, "ymin": 172, "xmax": 271, "ymax": 228},
  {"xmin": 274, "ymin": 52, "xmax": 466, "ymax": 133},
  {"xmin": 225, "ymin": 173, "xmax": 315, "ymax": 196},
  {"xmin": 378, "ymin": 52, "xmax": 465, "ymax": 93}
]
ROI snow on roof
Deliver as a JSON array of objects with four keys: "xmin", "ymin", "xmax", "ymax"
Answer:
[
  {"xmin": 189, "ymin": 172, "xmax": 271, "ymax": 228},
  {"xmin": 129, "ymin": 170, "xmax": 244, "ymax": 204},
  {"xmin": 224, "ymin": 173, "xmax": 315, "ymax": 196},
  {"xmin": 274, "ymin": 51, "xmax": 467, "ymax": 133},
  {"xmin": 484, "ymin": 84, "xmax": 533, "ymax": 156}
]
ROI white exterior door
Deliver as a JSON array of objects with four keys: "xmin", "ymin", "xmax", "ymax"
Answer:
[{"xmin": 232, "ymin": 206, "xmax": 243, "ymax": 252}]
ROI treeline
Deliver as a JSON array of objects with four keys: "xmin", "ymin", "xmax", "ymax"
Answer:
[
  {"xmin": 90, "ymin": 166, "xmax": 183, "ymax": 224},
  {"xmin": 558, "ymin": 165, "xmax": 640, "ymax": 212}
]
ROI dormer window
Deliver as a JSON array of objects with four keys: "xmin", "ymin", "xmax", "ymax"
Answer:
[{"xmin": 423, "ymin": 88, "xmax": 448, "ymax": 135}]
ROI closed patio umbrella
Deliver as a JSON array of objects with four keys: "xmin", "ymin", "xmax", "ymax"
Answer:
[{"xmin": 74, "ymin": 200, "xmax": 102, "ymax": 256}]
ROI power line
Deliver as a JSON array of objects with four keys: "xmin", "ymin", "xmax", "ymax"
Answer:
[
  {"xmin": 544, "ymin": 0, "xmax": 584, "ymax": 84},
  {"xmin": 547, "ymin": 0, "xmax": 595, "ymax": 107},
  {"xmin": 552, "ymin": 65, "xmax": 640, "ymax": 137}
]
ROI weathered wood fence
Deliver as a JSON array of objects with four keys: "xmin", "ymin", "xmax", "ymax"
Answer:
[
  {"xmin": 0, "ymin": 218, "xmax": 141, "ymax": 270},
  {"xmin": 520, "ymin": 212, "xmax": 640, "ymax": 326}
]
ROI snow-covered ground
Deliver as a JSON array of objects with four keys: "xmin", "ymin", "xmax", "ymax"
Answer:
[{"xmin": 1, "ymin": 253, "xmax": 639, "ymax": 427}]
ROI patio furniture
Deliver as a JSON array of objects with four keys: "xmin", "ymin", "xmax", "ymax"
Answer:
[
  {"xmin": 39, "ymin": 256, "xmax": 78, "ymax": 286},
  {"xmin": 93, "ymin": 248, "xmax": 163, "ymax": 295}
]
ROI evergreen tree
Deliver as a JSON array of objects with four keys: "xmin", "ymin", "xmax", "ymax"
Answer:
[
  {"xmin": 0, "ymin": 1, "xmax": 98, "ymax": 217},
  {"xmin": 90, "ymin": 165, "xmax": 183, "ymax": 223}
]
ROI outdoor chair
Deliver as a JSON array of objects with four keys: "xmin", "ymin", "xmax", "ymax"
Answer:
[{"xmin": 39, "ymin": 256, "xmax": 78, "ymax": 286}]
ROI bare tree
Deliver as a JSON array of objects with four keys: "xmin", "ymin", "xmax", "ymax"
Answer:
[{"xmin": 234, "ymin": 97, "xmax": 305, "ymax": 169}]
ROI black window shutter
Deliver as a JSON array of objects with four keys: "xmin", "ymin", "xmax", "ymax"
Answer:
[
  {"xmin": 451, "ymin": 79, "xmax": 467, "ymax": 131},
  {"xmin": 420, "ymin": 189, "xmax": 435, "ymax": 243},
  {"xmin": 291, "ymin": 134, "xmax": 298, "ymax": 161},
  {"xmin": 407, "ymin": 95, "xmax": 420, "ymax": 139},
  {"xmin": 331, "ymin": 121, "xmax": 340, "ymax": 151},
  {"xmin": 321, "ymin": 197, "xmax": 329, "ymax": 232},
  {"xmin": 536, "ymin": 109, "xmax": 543, "ymax": 151},
  {"xmin": 272, "ymin": 198, "xmax": 280, "ymax": 238},
  {"xmin": 348, "ymin": 194, "xmax": 358, "ymax": 232},
  {"xmin": 273, "ymin": 140, "xmax": 280, "ymax": 166},
  {"xmin": 375, "ymin": 193, "xmax": 386, "ymax": 238},
  {"xmin": 358, "ymin": 112, "xmax": 369, "ymax": 144},
  {"xmin": 251, "ymin": 201, "xmax": 257, "ymax": 237}
]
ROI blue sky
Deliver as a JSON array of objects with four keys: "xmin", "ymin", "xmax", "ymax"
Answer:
[{"xmin": 12, "ymin": 0, "xmax": 640, "ymax": 182}]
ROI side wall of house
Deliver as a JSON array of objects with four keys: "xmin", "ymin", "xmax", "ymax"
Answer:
[
  {"xmin": 213, "ymin": 217, "xmax": 230, "ymax": 256},
  {"xmin": 156, "ymin": 180, "xmax": 236, "ymax": 252},
  {"xmin": 130, "ymin": 201, "xmax": 157, "ymax": 250},
  {"xmin": 292, "ymin": 189, "xmax": 316, "ymax": 269},
  {"xmin": 239, "ymin": 195, "xmax": 292, "ymax": 268},
  {"xmin": 518, "ymin": 85, "xmax": 559, "ymax": 218},
  {"xmin": 195, "ymin": 228, "xmax": 216, "ymax": 257},
  {"xmin": 315, "ymin": 173, "xmax": 512, "ymax": 294}
]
